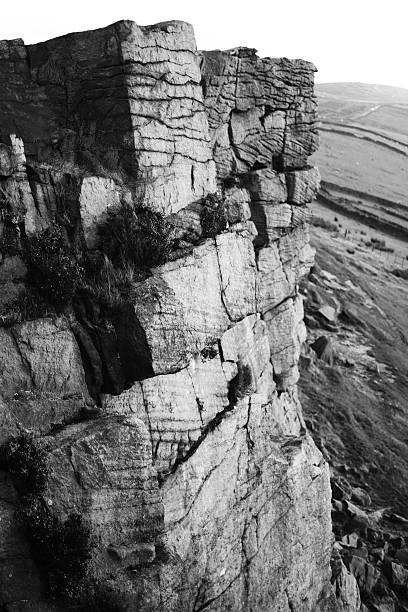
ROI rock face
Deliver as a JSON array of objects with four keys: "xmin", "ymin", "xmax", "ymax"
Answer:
[
  {"xmin": 0, "ymin": 21, "xmax": 216, "ymax": 215},
  {"xmin": 0, "ymin": 21, "xmax": 339, "ymax": 612}
]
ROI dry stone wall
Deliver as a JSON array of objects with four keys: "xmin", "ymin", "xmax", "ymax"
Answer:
[{"xmin": 0, "ymin": 20, "xmax": 346, "ymax": 612}]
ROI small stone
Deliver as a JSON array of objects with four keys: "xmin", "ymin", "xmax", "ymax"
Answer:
[
  {"xmin": 311, "ymin": 336, "xmax": 335, "ymax": 366},
  {"xmin": 395, "ymin": 548, "xmax": 408, "ymax": 564},
  {"xmin": 371, "ymin": 548, "xmax": 385, "ymax": 562},
  {"xmin": 390, "ymin": 562, "xmax": 408, "ymax": 589},
  {"xmin": 341, "ymin": 533, "xmax": 360, "ymax": 548},
  {"xmin": 351, "ymin": 487, "xmax": 372, "ymax": 507},
  {"xmin": 317, "ymin": 304, "xmax": 336, "ymax": 323}
]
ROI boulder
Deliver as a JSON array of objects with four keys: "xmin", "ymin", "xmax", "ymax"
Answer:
[{"xmin": 311, "ymin": 336, "xmax": 335, "ymax": 366}]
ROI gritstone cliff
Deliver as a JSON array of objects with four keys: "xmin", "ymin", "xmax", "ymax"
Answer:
[{"xmin": 0, "ymin": 20, "xmax": 352, "ymax": 612}]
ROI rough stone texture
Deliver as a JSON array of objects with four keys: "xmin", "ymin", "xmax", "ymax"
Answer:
[
  {"xmin": 200, "ymin": 49, "xmax": 318, "ymax": 177},
  {"xmin": 162, "ymin": 411, "xmax": 331, "ymax": 611},
  {"xmin": 79, "ymin": 176, "xmax": 121, "ymax": 247},
  {"xmin": 130, "ymin": 231, "xmax": 257, "ymax": 375},
  {"xmin": 0, "ymin": 317, "xmax": 91, "ymax": 444},
  {"xmin": 264, "ymin": 295, "xmax": 306, "ymax": 389},
  {"xmin": 0, "ymin": 20, "xmax": 337, "ymax": 612},
  {"xmin": 332, "ymin": 562, "xmax": 361, "ymax": 612},
  {"xmin": 286, "ymin": 166, "xmax": 321, "ymax": 205},
  {"xmin": 0, "ymin": 21, "xmax": 216, "ymax": 215}
]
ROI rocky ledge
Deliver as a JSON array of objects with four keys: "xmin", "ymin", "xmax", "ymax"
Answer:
[{"xmin": 0, "ymin": 20, "xmax": 347, "ymax": 612}]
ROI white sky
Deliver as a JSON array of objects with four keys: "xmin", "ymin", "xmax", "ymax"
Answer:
[{"xmin": 2, "ymin": 0, "xmax": 407, "ymax": 89}]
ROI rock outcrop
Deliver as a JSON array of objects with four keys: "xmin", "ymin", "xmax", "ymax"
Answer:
[{"xmin": 0, "ymin": 20, "xmax": 341, "ymax": 612}]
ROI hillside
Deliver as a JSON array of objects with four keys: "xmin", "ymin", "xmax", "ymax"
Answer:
[
  {"xmin": 312, "ymin": 83, "xmax": 408, "ymax": 243},
  {"xmin": 316, "ymin": 82, "xmax": 408, "ymax": 104},
  {"xmin": 300, "ymin": 83, "xmax": 408, "ymax": 611}
]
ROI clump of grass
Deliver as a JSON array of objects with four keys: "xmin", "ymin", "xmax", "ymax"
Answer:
[
  {"xmin": 26, "ymin": 224, "xmax": 83, "ymax": 307},
  {"xmin": 80, "ymin": 253, "xmax": 145, "ymax": 313},
  {"xmin": 200, "ymin": 193, "xmax": 228, "ymax": 238},
  {"xmin": 97, "ymin": 204, "xmax": 174, "ymax": 270}
]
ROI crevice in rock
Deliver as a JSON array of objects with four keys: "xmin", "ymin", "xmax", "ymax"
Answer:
[
  {"xmin": 214, "ymin": 237, "xmax": 233, "ymax": 321},
  {"xmin": 8, "ymin": 328, "xmax": 34, "ymax": 386},
  {"xmin": 139, "ymin": 383, "xmax": 155, "ymax": 460},
  {"xmin": 194, "ymin": 569, "xmax": 245, "ymax": 611},
  {"xmin": 163, "ymin": 400, "xmax": 235, "ymax": 479}
]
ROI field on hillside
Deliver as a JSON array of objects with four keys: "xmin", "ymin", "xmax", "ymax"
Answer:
[
  {"xmin": 314, "ymin": 130, "xmax": 408, "ymax": 203},
  {"xmin": 306, "ymin": 84, "xmax": 408, "ymax": 504},
  {"xmin": 313, "ymin": 83, "xmax": 408, "ymax": 240}
]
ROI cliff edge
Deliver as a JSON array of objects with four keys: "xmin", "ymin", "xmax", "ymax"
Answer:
[{"xmin": 0, "ymin": 20, "xmax": 349, "ymax": 612}]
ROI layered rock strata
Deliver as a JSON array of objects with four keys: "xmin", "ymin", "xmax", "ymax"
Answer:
[{"xmin": 0, "ymin": 21, "xmax": 339, "ymax": 611}]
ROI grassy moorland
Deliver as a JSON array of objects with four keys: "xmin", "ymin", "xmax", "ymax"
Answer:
[{"xmin": 312, "ymin": 83, "xmax": 408, "ymax": 240}]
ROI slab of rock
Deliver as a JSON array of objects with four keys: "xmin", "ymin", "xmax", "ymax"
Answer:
[
  {"xmin": 103, "ymin": 355, "xmax": 229, "ymax": 473},
  {"xmin": 104, "ymin": 315, "xmax": 273, "ymax": 473},
  {"xmin": 333, "ymin": 560, "xmax": 361, "ymax": 612},
  {"xmin": 244, "ymin": 168, "xmax": 288, "ymax": 203},
  {"xmin": 264, "ymin": 295, "xmax": 306, "ymax": 389},
  {"xmin": 0, "ymin": 317, "xmax": 91, "ymax": 443},
  {"xmin": 0, "ymin": 317, "xmax": 88, "ymax": 400},
  {"xmin": 131, "ymin": 233, "xmax": 257, "ymax": 374},
  {"xmin": 286, "ymin": 166, "xmax": 321, "ymax": 205},
  {"xmin": 389, "ymin": 562, "xmax": 408, "ymax": 589},
  {"xmin": 257, "ymin": 225, "xmax": 314, "ymax": 313},
  {"xmin": 162, "ymin": 409, "xmax": 331, "ymax": 611}
]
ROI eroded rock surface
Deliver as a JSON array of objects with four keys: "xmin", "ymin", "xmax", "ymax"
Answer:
[{"xmin": 0, "ymin": 20, "xmax": 341, "ymax": 612}]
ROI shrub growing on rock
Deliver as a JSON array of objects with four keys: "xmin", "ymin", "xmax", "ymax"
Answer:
[
  {"xmin": 26, "ymin": 224, "xmax": 83, "ymax": 306},
  {"xmin": 200, "ymin": 193, "xmax": 228, "ymax": 238},
  {"xmin": 0, "ymin": 288, "xmax": 52, "ymax": 328},
  {"xmin": 1, "ymin": 432, "xmax": 48, "ymax": 494},
  {"xmin": 19, "ymin": 499, "xmax": 91, "ymax": 599},
  {"xmin": 80, "ymin": 253, "xmax": 144, "ymax": 313},
  {"xmin": 2, "ymin": 433, "xmax": 91, "ymax": 599},
  {"xmin": 97, "ymin": 205, "xmax": 174, "ymax": 270}
]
